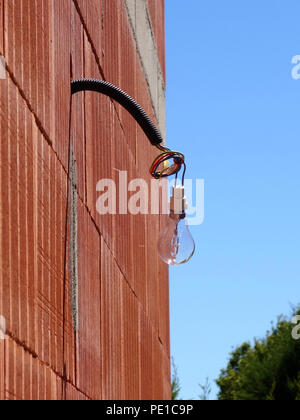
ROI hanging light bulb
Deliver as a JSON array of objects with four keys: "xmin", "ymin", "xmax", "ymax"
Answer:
[{"xmin": 158, "ymin": 186, "xmax": 195, "ymax": 266}]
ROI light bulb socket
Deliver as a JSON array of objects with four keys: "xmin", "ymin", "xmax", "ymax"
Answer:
[
  {"xmin": 169, "ymin": 210, "xmax": 186, "ymax": 220},
  {"xmin": 170, "ymin": 186, "xmax": 188, "ymax": 215}
]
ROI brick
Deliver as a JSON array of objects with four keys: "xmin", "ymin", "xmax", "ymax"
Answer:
[
  {"xmin": 101, "ymin": 239, "xmax": 125, "ymax": 400},
  {"xmin": 152, "ymin": 337, "xmax": 163, "ymax": 400},
  {"xmin": 119, "ymin": 3, "xmax": 137, "ymax": 159},
  {"xmin": 162, "ymin": 350, "xmax": 171, "ymax": 400},
  {"xmin": 84, "ymin": 36, "xmax": 116, "ymax": 249},
  {"xmin": 74, "ymin": 0, "xmax": 102, "ymax": 70},
  {"xmin": 4, "ymin": 0, "xmax": 70, "ymax": 169},
  {"xmin": 35, "ymin": 131, "xmax": 72, "ymax": 379},
  {"xmin": 0, "ymin": 0, "xmax": 170, "ymax": 400},
  {"xmin": 112, "ymin": 122, "xmax": 135, "ymax": 285},
  {"xmin": 146, "ymin": 215, "xmax": 160, "ymax": 333},
  {"xmin": 158, "ymin": 256, "xmax": 170, "ymax": 353},
  {"xmin": 132, "ymin": 214, "xmax": 148, "ymax": 308},
  {"xmin": 0, "ymin": 76, "xmax": 76, "ymax": 380},
  {"xmin": 140, "ymin": 308, "xmax": 153, "ymax": 400},
  {"xmin": 102, "ymin": 0, "xmax": 122, "ymax": 88},
  {"xmin": 122, "ymin": 278, "xmax": 140, "ymax": 400},
  {"xmin": 70, "ymin": 2, "xmax": 86, "ymax": 201},
  {"xmin": 49, "ymin": 0, "xmax": 71, "ymax": 169},
  {"xmin": 2, "ymin": 338, "xmax": 63, "ymax": 400},
  {"xmin": 21, "ymin": 0, "xmax": 31, "ymax": 106},
  {"xmin": 0, "ymin": 341, "xmax": 4, "ymax": 400},
  {"xmin": 76, "ymin": 201, "xmax": 101, "ymax": 400},
  {"xmin": 65, "ymin": 383, "xmax": 88, "ymax": 400}
]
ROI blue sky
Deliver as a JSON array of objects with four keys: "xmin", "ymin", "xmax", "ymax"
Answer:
[{"xmin": 166, "ymin": 0, "xmax": 300, "ymax": 400}]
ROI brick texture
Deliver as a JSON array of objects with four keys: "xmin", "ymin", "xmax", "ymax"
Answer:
[{"xmin": 0, "ymin": 0, "xmax": 170, "ymax": 400}]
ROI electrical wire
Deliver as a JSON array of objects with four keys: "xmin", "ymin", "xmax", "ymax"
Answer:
[
  {"xmin": 71, "ymin": 79, "xmax": 188, "ymax": 186},
  {"xmin": 150, "ymin": 144, "xmax": 186, "ymax": 185}
]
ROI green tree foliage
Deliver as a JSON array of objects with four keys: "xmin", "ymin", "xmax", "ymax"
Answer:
[
  {"xmin": 216, "ymin": 310, "xmax": 300, "ymax": 400},
  {"xmin": 171, "ymin": 358, "xmax": 181, "ymax": 400},
  {"xmin": 199, "ymin": 378, "xmax": 212, "ymax": 400}
]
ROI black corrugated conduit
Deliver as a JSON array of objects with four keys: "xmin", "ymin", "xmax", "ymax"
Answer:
[{"xmin": 71, "ymin": 79, "xmax": 163, "ymax": 146}]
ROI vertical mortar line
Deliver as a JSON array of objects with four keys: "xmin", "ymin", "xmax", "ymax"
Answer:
[
  {"xmin": 71, "ymin": 147, "xmax": 78, "ymax": 387},
  {"xmin": 70, "ymin": 47, "xmax": 77, "ymax": 390},
  {"xmin": 69, "ymin": 49, "xmax": 79, "ymax": 390},
  {"xmin": 69, "ymin": 145, "xmax": 79, "ymax": 370},
  {"xmin": 61, "ymin": 92, "xmax": 73, "ymax": 400}
]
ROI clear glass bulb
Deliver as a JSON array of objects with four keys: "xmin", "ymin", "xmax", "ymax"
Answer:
[{"xmin": 158, "ymin": 212, "xmax": 195, "ymax": 266}]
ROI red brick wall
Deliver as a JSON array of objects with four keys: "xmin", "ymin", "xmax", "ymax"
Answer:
[{"xmin": 0, "ymin": 0, "xmax": 170, "ymax": 400}]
